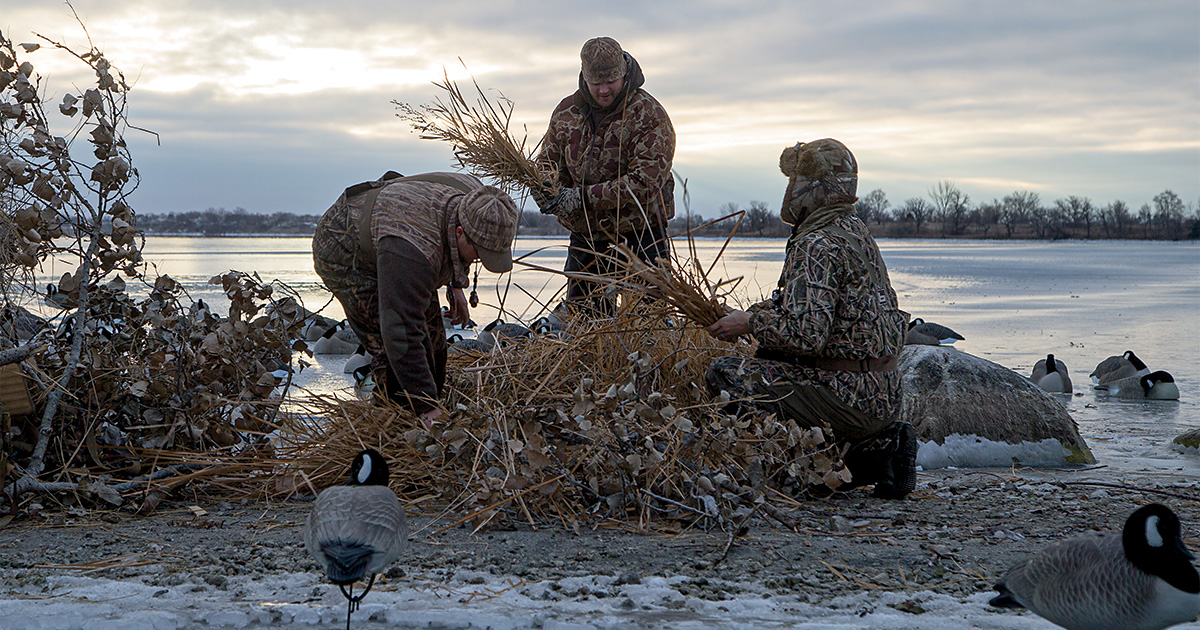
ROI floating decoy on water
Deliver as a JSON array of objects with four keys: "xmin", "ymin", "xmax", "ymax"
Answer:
[
  {"xmin": 1104, "ymin": 370, "xmax": 1180, "ymax": 401},
  {"xmin": 1091, "ymin": 350, "xmax": 1151, "ymax": 388},
  {"xmin": 1031, "ymin": 353, "xmax": 1072, "ymax": 394},
  {"xmin": 312, "ymin": 320, "xmax": 361, "ymax": 354},
  {"xmin": 904, "ymin": 317, "xmax": 964, "ymax": 346},
  {"xmin": 306, "ymin": 449, "xmax": 408, "ymax": 630},
  {"xmin": 990, "ymin": 503, "xmax": 1200, "ymax": 630}
]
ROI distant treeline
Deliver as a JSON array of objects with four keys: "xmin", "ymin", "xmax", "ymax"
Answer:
[{"xmin": 139, "ymin": 184, "xmax": 1199, "ymax": 240}]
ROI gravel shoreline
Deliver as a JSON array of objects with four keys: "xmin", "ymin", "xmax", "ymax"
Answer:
[{"xmin": 5, "ymin": 468, "xmax": 1199, "ymax": 598}]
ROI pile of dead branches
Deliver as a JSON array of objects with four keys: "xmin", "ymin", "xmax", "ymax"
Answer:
[
  {"xmin": 273, "ymin": 303, "xmax": 852, "ymax": 533},
  {"xmin": 1, "ymin": 15, "xmax": 311, "ymax": 511}
]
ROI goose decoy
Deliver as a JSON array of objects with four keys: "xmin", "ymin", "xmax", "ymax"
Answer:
[
  {"xmin": 447, "ymin": 336, "xmax": 494, "ymax": 356},
  {"xmin": 342, "ymin": 344, "xmax": 371, "ymax": 375},
  {"xmin": 1104, "ymin": 370, "xmax": 1180, "ymax": 401},
  {"xmin": 1091, "ymin": 350, "xmax": 1151, "ymax": 388},
  {"xmin": 312, "ymin": 320, "xmax": 361, "ymax": 354},
  {"xmin": 1031, "ymin": 353, "xmax": 1072, "ymax": 394},
  {"xmin": 990, "ymin": 503, "xmax": 1200, "ymax": 630},
  {"xmin": 477, "ymin": 319, "xmax": 533, "ymax": 347},
  {"xmin": 301, "ymin": 313, "xmax": 342, "ymax": 342},
  {"xmin": 904, "ymin": 317, "xmax": 964, "ymax": 346},
  {"xmin": 306, "ymin": 449, "xmax": 408, "ymax": 630}
]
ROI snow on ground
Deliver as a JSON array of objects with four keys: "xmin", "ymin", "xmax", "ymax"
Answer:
[{"xmin": 0, "ymin": 569, "xmax": 1100, "ymax": 630}]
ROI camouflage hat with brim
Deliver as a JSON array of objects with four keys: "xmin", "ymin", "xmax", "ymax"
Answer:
[
  {"xmin": 581, "ymin": 37, "xmax": 626, "ymax": 84},
  {"xmin": 458, "ymin": 187, "xmax": 519, "ymax": 273}
]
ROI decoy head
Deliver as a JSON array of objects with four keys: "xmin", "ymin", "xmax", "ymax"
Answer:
[
  {"xmin": 1045, "ymin": 354, "xmax": 1057, "ymax": 373},
  {"xmin": 347, "ymin": 449, "xmax": 390, "ymax": 486},
  {"xmin": 909, "ymin": 317, "xmax": 924, "ymax": 330},
  {"xmin": 1123, "ymin": 503, "xmax": 1199, "ymax": 593},
  {"xmin": 1140, "ymin": 371, "xmax": 1176, "ymax": 396},
  {"xmin": 1125, "ymin": 351, "xmax": 1148, "ymax": 370}
]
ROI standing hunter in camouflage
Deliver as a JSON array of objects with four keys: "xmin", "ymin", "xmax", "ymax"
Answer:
[
  {"xmin": 704, "ymin": 139, "xmax": 918, "ymax": 500},
  {"xmin": 312, "ymin": 171, "xmax": 519, "ymax": 426},
  {"xmin": 535, "ymin": 36, "xmax": 675, "ymax": 314}
]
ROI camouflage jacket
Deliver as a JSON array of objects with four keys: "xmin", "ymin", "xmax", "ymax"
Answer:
[
  {"xmin": 356, "ymin": 172, "xmax": 479, "ymax": 290},
  {"xmin": 538, "ymin": 56, "xmax": 675, "ymax": 236},
  {"xmin": 748, "ymin": 213, "xmax": 909, "ymax": 419}
]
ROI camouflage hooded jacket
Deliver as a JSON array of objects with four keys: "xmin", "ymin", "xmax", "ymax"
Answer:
[
  {"xmin": 747, "ymin": 213, "xmax": 909, "ymax": 420},
  {"xmin": 538, "ymin": 53, "xmax": 675, "ymax": 236}
]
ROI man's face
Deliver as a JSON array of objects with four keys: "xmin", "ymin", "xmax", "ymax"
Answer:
[
  {"xmin": 455, "ymin": 226, "xmax": 478, "ymax": 265},
  {"xmin": 586, "ymin": 76, "xmax": 624, "ymax": 108}
]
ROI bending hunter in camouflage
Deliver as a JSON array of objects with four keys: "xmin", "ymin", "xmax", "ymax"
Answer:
[
  {"xmin": 536, "ymin": 37, "xmax": 676, "ymax": 312},
  {"xmin": 705, "ymin": 139, "xmax": 917, "ymax": 499},
  {"xmin": 312, "ymin": 172, "xmax": 518, "ymax": 419}
]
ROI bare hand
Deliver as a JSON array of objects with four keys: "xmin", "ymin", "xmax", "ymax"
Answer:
[
  {"xmin": 449, "ymin": 287, "xmax": 470, "ymax": 326},
  {"xmin": 706, "ymin": 310, "xmax": 751, "ymax": 342}
]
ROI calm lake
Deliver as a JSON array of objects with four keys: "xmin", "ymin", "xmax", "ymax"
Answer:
[{"xmin": 34, "ymin": 237, "xmax": 1200, "ymax": 480}]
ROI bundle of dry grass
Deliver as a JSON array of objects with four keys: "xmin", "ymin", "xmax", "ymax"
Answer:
[
  {"xmin": 395, "ymin": 66, "xmax": 557, "ymax": 197},
  {"xmin": 272, "ymin": 303, "xmax": 852, "ymax": 533}
]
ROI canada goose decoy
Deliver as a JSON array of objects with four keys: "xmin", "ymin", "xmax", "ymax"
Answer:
[
  {"xmin": 1092, "ymin": 350, "xmax": 1152, "ymax": 388},
  {"xmin": 312, "ymin": 320, "xmax": 361, "ymax": 354},
  {"xmin": 990, "ymin": 503, "xmax": 1200, "ymax": 630},
  {"xmin": 447, "ymin": 336, "xmax": 494, "ymax": 356},
  {"xmin": 904, "ymin": 317, "xmax": 964, "ymax": 346},
  {"xmin": 1104, "ymin": 370, "xmax": 1181, "ymax": 401},
  {"xmin": 306, "ymin": 449, "xmax": 408, "ymax": 630},
  {"xmin": 1031, "ymin": 353, "xmax": 1072, "ymax": 394},
  {"xmin": 301, "ymin": 313, "xmax": 342, "ymax": 342},
  {"xmin": 476, "ymin": 319, "xmax": 533, "ymax": 347},
  {"xmin": 342, "ymin": 344, "xmax": 371, "ymax": 375}
]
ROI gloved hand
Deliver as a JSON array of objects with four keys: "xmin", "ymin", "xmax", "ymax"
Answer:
[
  {"xmin": 530, "ymin": 185, "xmax": 555, "ymax": 209},
  {"xmin": 541, "ymin": 187, "xmax": 582, "ymax": 219}
]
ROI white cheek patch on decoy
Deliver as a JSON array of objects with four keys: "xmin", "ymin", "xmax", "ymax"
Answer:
[
  {"xmin": 1146, "ymin": 515, "xmax": 1164, "ymax": 548},
  {"xmin": 357, "ymin": 456, "xmax": 372, "ymax": 485}
]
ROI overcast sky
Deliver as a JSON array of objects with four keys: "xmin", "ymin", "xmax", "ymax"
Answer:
[{"xmin": 6, "ymin": 1, "xmax": 1198, "ymax": 217}]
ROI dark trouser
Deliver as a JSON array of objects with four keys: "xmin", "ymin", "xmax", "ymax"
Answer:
[{"xmin": 563, "ymin": 224, "xmax": 669, "ymax": 316}]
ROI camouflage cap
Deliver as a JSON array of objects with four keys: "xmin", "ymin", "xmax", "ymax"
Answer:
[
  {"xmin": 458, "ymin": 186, "xmax": 519, "ymax": 273},
  {"xmin": 580, "ymin": 37, "xmax": 627, "ymax": 84}
]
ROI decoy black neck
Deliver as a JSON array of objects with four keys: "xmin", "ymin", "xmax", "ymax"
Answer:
[
  {"xmin": 1126, "ymin": 351, "xmax": 1148, "ymax": 370},
  {"xmin": 348, "ymin": 449, "xmax": 389, "ymax": 486},
  {"xmin": 1045, "ymin": 354, "xmax": 1057, "ymax": 374}
]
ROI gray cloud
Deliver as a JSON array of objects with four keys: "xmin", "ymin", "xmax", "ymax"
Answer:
[{"xmin": 5, "ymin": 0, "xmax": 1196, "ymax": 216}]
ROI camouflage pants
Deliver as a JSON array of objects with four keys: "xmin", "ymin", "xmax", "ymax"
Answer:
[
  {"xmin": 563, "ymin": 225, "xmax": 669, "ymax": 317},
  {"xmin": 704, "ymin": 356, "xmax": 894, "ymax": 443},
  {"xmin": 312, "ymin": 193, "xmax": 446, "ymax": 406}
]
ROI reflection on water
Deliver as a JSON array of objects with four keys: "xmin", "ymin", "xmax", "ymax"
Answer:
[{"xmin": 27, "ymin": 237, "xmax": 1200, "ymax": 479}]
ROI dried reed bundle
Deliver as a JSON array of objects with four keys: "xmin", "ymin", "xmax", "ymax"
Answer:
[
  {"xmin": 395, "ymin": 66, "xmax": 557, "ymax": 197},
  {"xmin": 271, "ymin": 305, "xmax": 852, "ymax": 533}
]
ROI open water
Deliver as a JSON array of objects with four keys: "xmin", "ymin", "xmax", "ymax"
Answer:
[{"xmin": 33, "ymin": 237, "xmax": 1200, "ymax": 481}]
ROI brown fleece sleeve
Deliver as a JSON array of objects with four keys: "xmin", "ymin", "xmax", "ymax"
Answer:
[{"xmin": 376, "ymin": 236, "xmax": 439, "ymax": 414}]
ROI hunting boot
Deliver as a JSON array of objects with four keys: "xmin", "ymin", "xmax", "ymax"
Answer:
[{"xmin": 843, "ymin": 421, "xmax": 918, "ymax": 499}]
